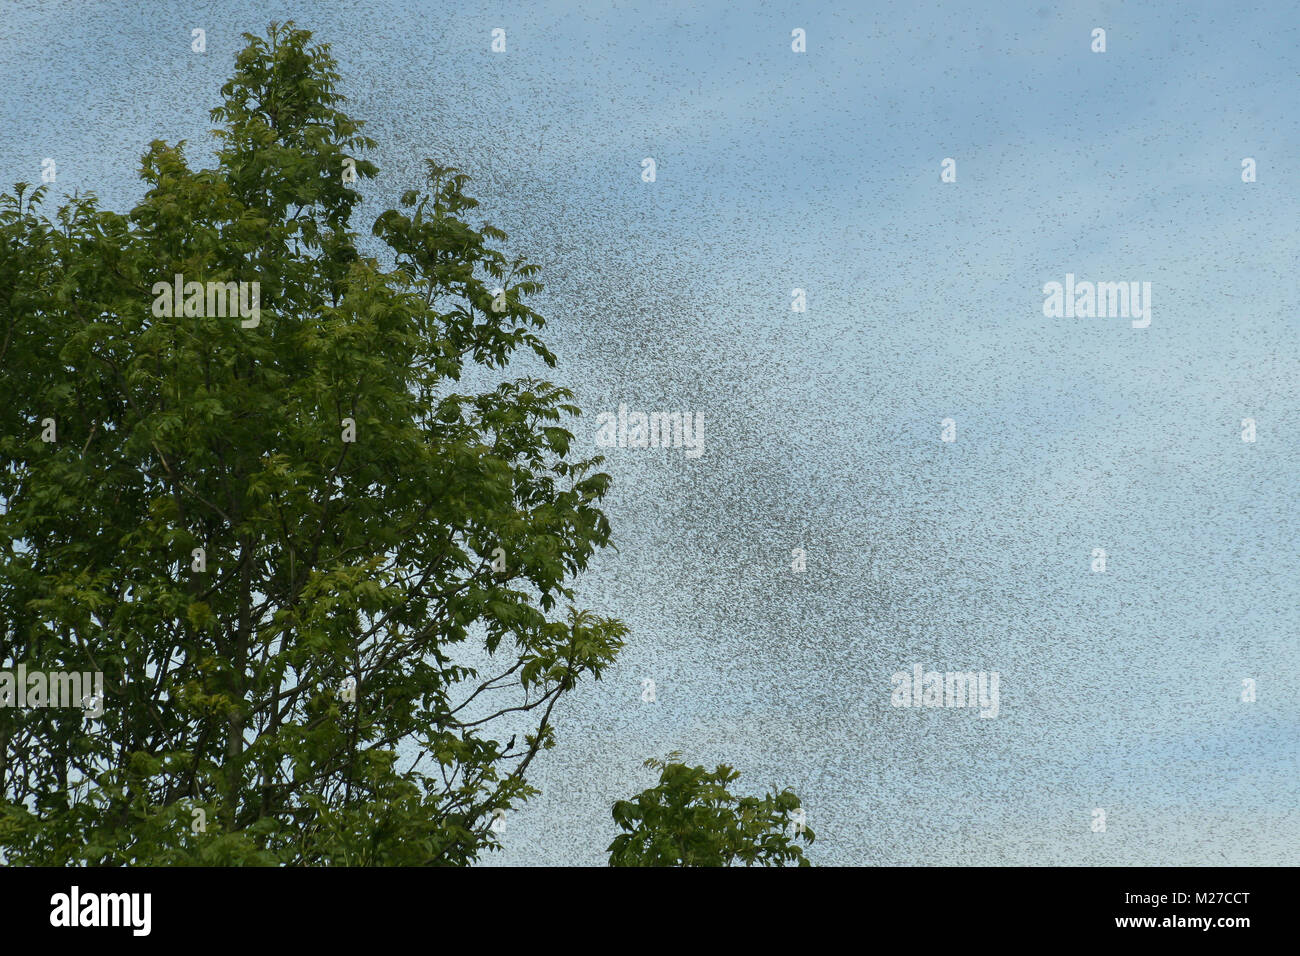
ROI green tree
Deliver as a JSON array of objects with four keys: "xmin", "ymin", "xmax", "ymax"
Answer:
[
  {"xmin": 608, "ymin": 755, "xmax": 814, "ymax": 866},
  {"xmin": 0, "ymin": 21, "xmax": 625, "ymax": 865}
]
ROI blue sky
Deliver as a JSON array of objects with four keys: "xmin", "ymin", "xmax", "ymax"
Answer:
[{"xmin": 2, "ymin": 0, "xmax": 1296, "ymax": 864}]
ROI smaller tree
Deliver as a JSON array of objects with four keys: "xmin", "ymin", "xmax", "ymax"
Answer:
[{"xmin": 608, "ymin": 755, "xmax": 813, "ymax": 866}]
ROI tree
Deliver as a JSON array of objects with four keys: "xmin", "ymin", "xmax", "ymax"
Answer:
[
  {"xmin": 0, "ymin": 21, "xmax": 625, "ymax": 865},
  {"xmin": 608, "ymin": 755, "xmax": 814, "ymax": 866}
]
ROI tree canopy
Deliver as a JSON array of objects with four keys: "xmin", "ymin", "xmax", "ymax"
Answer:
[
  {"xmin": 609, "ymin": 756, "xmax": 814, "ymax": 867},
  {"xmin": 0, "ymin": 21, "xmax": 624, "ymax": 865}
]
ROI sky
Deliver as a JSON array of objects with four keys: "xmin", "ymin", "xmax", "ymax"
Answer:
[{"xmin": 1, "ymin": 0, "xmax": 1296, "ymax": 864}]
